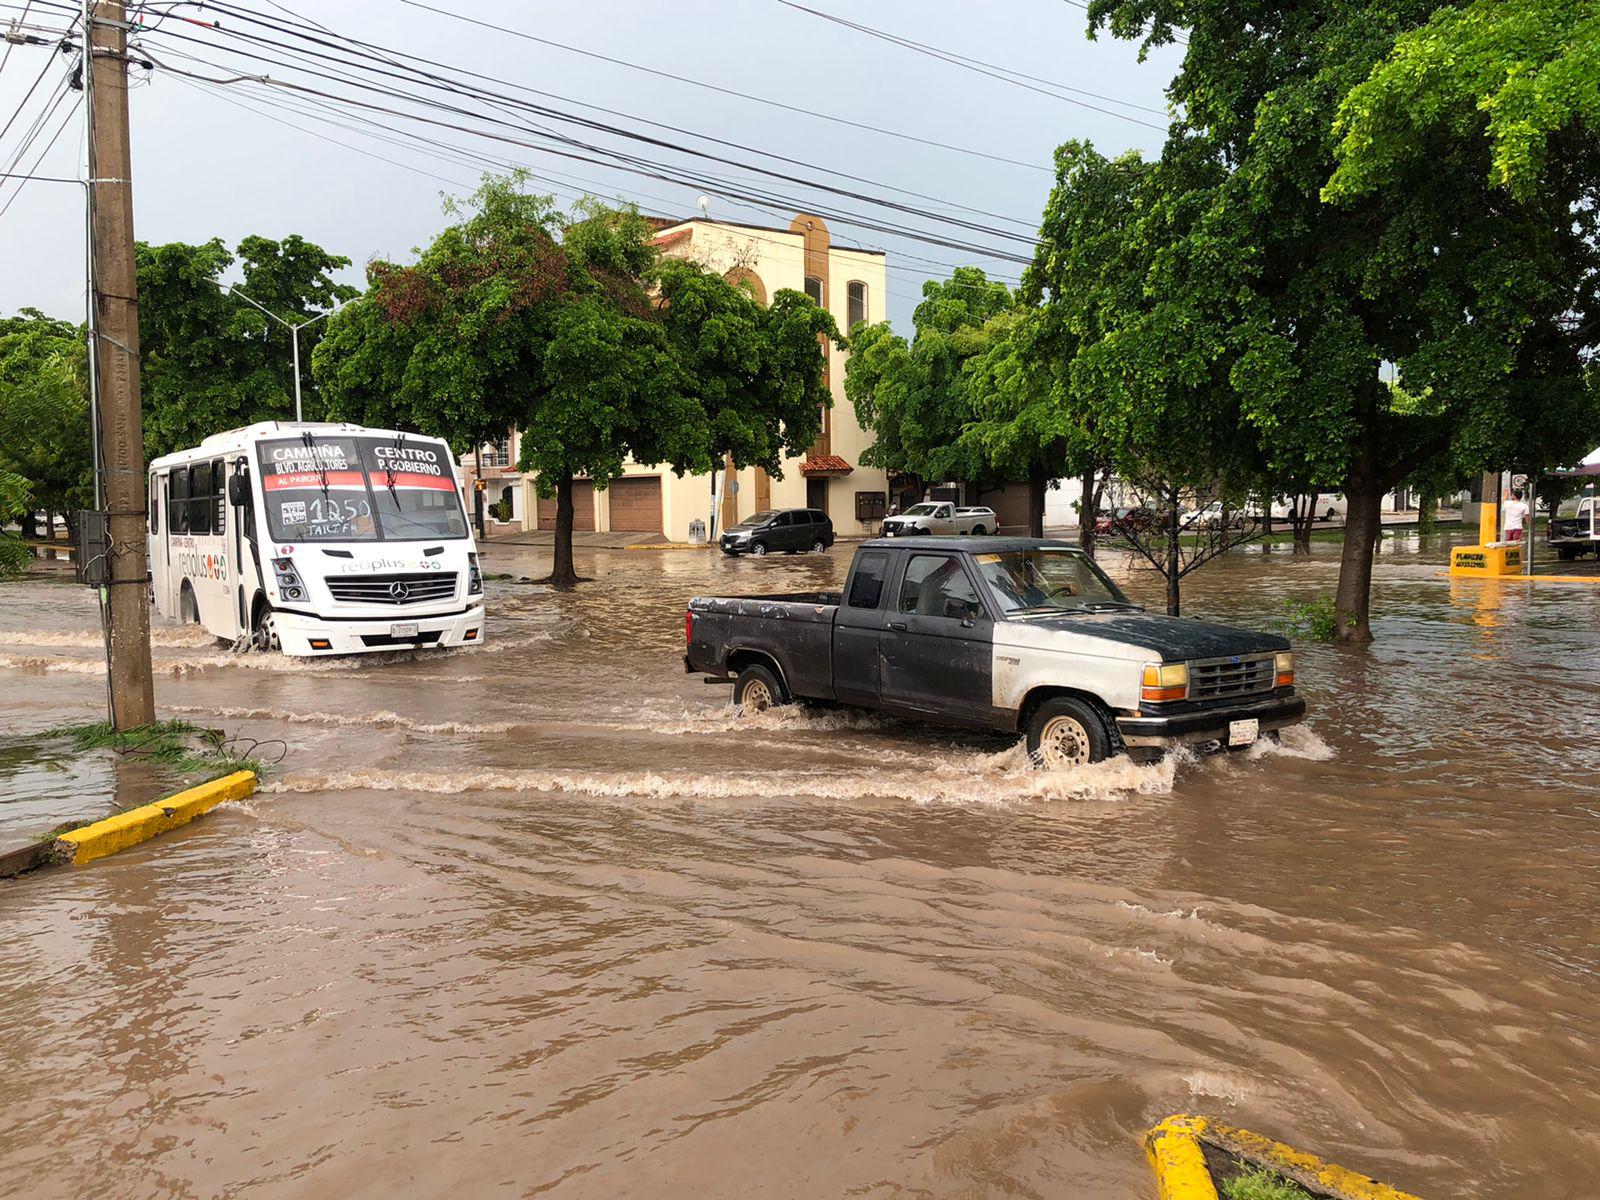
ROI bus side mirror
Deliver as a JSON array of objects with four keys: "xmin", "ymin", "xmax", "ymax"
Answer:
[{"xmin": 228, "ymin": 475, "xmax": 249, "ymax": 506}]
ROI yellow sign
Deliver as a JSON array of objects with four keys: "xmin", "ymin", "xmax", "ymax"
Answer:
[{"xmin": 1450, "ymin": 543, "xmax": 1522, "ymax": 576}]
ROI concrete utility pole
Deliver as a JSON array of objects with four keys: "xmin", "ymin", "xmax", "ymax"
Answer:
[{"xmin": 86, "ymin": 0, "xmax": 155, "ymax": 728}]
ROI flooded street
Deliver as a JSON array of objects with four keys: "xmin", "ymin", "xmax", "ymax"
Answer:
[{"xmin": 1, "ymin": 534, "xmax": 1596, "ymax": 1199}]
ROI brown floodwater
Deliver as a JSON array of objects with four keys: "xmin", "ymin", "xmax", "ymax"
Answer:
[{"xmin": 1, "ymin": 533, "xmax": 1596, "ymax": 1199}]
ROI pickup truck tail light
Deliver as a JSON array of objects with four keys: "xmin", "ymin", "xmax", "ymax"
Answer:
[
  {"xmin": 1275, "ymin": 651, "xmax": 1294, "ymax": 688},
  {"xmin": 1140, "ymin": 662, "xmax": 1188, "ymax": 703},
  {"xmin": 685, "ymin": 609, "xmax": 694, "ymax": 647}
]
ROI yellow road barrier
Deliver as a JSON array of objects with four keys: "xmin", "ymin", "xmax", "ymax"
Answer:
[
  {"xmin": 1147, "ymin": 1115, "xmax": 1220, "ymax": 1200},
  {"xmin": 54, "ymin": 770, "xmax": 257, "ymax": 866},
  {"xmin": 1148, "ymin": 1114, "xmax": 1424, "ymax": 1200}
]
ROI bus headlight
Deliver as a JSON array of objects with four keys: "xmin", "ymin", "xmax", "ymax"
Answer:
[
  {"xmin": 271, "ymin": 556, "xmax": 302, "ymax": 592},
  {"xmin": 468, "ymin": 552, "xmax": 483, "ymax": 595}
]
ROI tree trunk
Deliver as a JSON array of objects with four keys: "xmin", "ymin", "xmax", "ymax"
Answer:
[
  {"xmin": 1078, "ymin": 465, "xmax": 1100, "ymax": 556},
  {"xmin": 1292, "ymin": 492, "xmax": 1318, "ymax": 551},
  {"xmin": 1028, "ymin": 463, "xmax": 1046, "ymax": 538},
  {"xmin": 1333, "ymin": 479, "xmax": 1383, "ymax": 643},
  {"xmin": 1165, "ymin": 485, "xmax": 1181, "ymax": 616},
  {"xmin": 1418, "ymin": 493, "xmax": 1437, "ymax": 535},
  {"xmin": 549, "ymin": 475, "xmax": 578, "ymax": 588}
]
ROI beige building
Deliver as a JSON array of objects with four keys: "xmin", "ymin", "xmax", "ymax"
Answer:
[{"xmin": 480, "ymin": 212, "xmax": 891, "ymax": 543}]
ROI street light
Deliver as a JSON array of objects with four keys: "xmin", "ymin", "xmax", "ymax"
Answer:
[{"xmin": 223, "ymin": 284, "xmax": 351, "ymax": 422}]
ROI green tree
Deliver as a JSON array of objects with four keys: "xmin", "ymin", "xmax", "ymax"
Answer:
[
  {"xmin": 316, "ymin": 175, "xmax": 835, "ymax": 587},
  {"xmin": 0, "ymin": 469, "xmax": 32, "ymax": 580},
  {"xmin": 844, "ymin": 267, "xmax": 1014, "ymax": 504},
  {"xmin": 1084, "ymin": 0, "xmax": 1600, "ymax": 640},
  {"xmin": 138, "ymin": 234, "xmax": 357, "ymax": 459},
  {"xmin": 0, "ymin": 309, "xmax": 93, "ymax": 539}
]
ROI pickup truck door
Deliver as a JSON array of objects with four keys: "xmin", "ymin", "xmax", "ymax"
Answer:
[
  {"xmin": 833, "ymin": 548, "xmax": 893, "ymax": 706},
  {"xmin": 880, "ymin": 552, "xmax": 994, "ymax": 720},
  {"xmin": 931, "ymin": 503, "xmax": 956, "ymax": 535}
]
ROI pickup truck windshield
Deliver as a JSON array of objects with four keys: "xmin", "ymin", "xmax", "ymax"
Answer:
[
  {"xmin": 255, "ymin": 434, "xmax": 467, "ymax": 543},
  {"xmin": 904, "ymin": 503, "xmax": 942, "ymax": 516},
  {"xmin": 974, "ymin": 548, "xmax": 1133, "ymax": 616}
]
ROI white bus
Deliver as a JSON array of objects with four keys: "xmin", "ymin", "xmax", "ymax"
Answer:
[{"xmin": 148, "ymin": 422, "xmax": 486, "ymax": 656}]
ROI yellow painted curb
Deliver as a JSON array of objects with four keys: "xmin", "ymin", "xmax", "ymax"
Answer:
[
  {"xmin": 1148, "ymin": 1114, "xmax": 1425, "ymax": 1200},
  {"xmin": 1436, "ymin": 570, "xmax": 1600, "ymax": 584},
  {"xmin": 54, "ymin": 770, "xmax": 257, "ymax": 866},
  {"xmin": 1147, "ymin": 1115, "xmax": 1220, "ymax": 1200}
]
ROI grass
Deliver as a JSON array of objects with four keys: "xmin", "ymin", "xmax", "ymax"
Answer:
[
  {"xmin": 1221, "ymin": 1166, "xmax": 1318, "ymax": 1200},
  {"xmin": 46, "ymin": 720, "xmax": 263, "ymax": 780},
  {"xmin": 1270, "ymin": 595, "xmax": 1339, "ymax": 641}
]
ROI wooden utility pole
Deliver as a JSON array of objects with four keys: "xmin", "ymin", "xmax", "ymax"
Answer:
[{"xmin": 86, "ymin": 0, "xmax": 155, "ymax": 728}]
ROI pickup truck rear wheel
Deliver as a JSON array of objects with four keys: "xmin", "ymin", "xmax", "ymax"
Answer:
[
  {"xmin": 733, "ymin": 664, "xmax": 788, "ymax": 713},
  {"xmin": 1027, "ymin": 697, "xmax": 1112, "ymax": 768}
]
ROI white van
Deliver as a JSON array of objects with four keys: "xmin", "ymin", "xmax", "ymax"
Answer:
[{"xmin": 147, "ymin": 422, "xmax": 486, "ymax": 656}]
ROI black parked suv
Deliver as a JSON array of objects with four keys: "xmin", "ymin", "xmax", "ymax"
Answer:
[{"xmin": 720, "ymin": 508, "xmax": 834, "ymax": 556}]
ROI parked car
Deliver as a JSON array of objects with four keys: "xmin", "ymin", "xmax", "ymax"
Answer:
[
  {"xmin": 719, "ymin": 508, "xmax": 834, "ymax": 556},
  {"xmin": 685, "ymin": 537, "xmax": 1305, "ymax": 766},
  {"xmin": 1549, "ymin": 494, "xmax": 1599, "ymax": 560},
  {"xmin": 1095, "ymin": 506, "xmax": 1159, "ymax": 536},
  {"xmin": 880, "ymin": 502, "xmax": 996, "ymax": 537},
  {"xmin": 1179, "ymin": 501, "xmax": 1252, "ymax": 531}
]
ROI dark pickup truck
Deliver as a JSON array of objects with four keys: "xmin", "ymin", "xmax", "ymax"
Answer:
[{"xmin": 684, "ymin": 537, "xmax": 1306, "ymax": 766}]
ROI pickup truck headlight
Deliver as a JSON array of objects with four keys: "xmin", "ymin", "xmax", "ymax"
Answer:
[
  {"xmin": 1140, "ymin": 661, "xmax": 1188, "ymax": 703},
  {"xmin": 1275, "ymin": 651, "xmax": 1294, "ymax": 687}
]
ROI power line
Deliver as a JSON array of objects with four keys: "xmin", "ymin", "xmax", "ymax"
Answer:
[
  {"xmin": 30, "ymin": 0, "xmax": 1046, "ymax": 263},
  {"xmin": 129, "ymin": 34, "xmax": 1039, "ymax": 264},
  {"xmin": 0, "ymin": 87, "xmax": 78, "ymax": 216},
  {"xmin": 1060, "ymin": 0, "xmax": 1189, "ymax": 48},
  {"xmin": 147, "ymin": 0, "xmax": 1044, "ymax": 241},
  {"xmin": 773, "ymin": 0, "xmax": 1170, "ymax": 130},
  {"xmin": 395, "ymin": 0, "xmax": 1052, "ymax": 174}
]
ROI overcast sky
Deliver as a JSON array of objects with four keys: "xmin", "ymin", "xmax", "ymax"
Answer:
[{"xmin": 0, "ymin": 0, "xmax": 1180, "ymax": 332}]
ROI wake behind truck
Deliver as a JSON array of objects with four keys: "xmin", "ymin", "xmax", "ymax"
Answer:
[{"xmin": 684, "ymin": 537, "xmax": 1305, "ymax": 765}]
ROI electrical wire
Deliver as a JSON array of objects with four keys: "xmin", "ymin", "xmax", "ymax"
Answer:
[
  {"xmin": 134, "ymin": 2, "xmax": 1044, "ymax": 245},
  {"xmin": 773, "ymin": 0, "xmax": 1170, "ymax": 129},
  {"xmin": 394, "ymin": 0, "xmax": 1053, "ymax": 174},
  {"xmin": 27, "ymin": 0, "xmax": 1047, "ymax": 264}
]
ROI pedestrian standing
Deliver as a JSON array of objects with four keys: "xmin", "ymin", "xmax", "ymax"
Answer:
[{"xmin": 1502, "ymin": 487, "xmax": 1529, "ymax": 542}]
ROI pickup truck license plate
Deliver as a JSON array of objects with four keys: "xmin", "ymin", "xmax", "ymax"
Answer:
[
  {"xmin": 1228, "ymin": 718, "xmax": 1259, "ymax": 747},
  {"xmin": 390, "ymin": 622, "xmax": 419, "ymax": 639}
]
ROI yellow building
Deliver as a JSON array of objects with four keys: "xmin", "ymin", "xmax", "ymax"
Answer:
[{"xmin": 512, "ymin": 211, "xmax": 890, "ymax": 543}]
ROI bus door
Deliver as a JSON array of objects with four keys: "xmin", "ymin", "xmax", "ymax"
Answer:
[
  {"xmin": 148, "ymin": 469, "xmax": 171, "ymax": 616},
  {"xmin": 228, "ymin": 459, "xmax": 261, "ymax": 629}
]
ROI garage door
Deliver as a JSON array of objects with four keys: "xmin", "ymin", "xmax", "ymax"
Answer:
[
  {"xmin": 537, "ymin": 480, "xmax": 595, "ymax": 530},
  {"xmin": 977, "ymin": 481, "xmax": 1034, "ymax": 532},
  {"xmin": 607, "ymin": 476, "xmax": 663, "ymax": 532}
]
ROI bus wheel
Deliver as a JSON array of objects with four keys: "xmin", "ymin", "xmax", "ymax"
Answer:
[
  {"xmin": 179, "ymin": 583, "xmax": 199, "ymax": 624},
  {"xmin": 251, "ymin": 603, "xmax": 280, "ymax": 653}
]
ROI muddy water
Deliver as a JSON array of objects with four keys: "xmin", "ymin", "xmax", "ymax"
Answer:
[{"xmin": 1, "ymin": 536, "xmax": 1596, "ymax": 1199}]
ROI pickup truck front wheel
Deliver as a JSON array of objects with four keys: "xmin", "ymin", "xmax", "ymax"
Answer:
[
  {"xmin": 1026, "ymin": 697, "xmax": 1112, "ymax": 768},
  {"xmin": 733, "ymin": 664, "xmax": 788, "ymax": 713}
]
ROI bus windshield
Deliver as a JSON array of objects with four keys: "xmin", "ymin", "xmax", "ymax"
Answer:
[{"xmin": 255, "ymin": 434, "xmax": 468, "ymax": 543}]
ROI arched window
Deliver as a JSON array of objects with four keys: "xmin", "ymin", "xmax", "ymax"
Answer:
[
  {"xmin": 804, "ymin": 275, "xmax": 824, "ymax": 306},
  {"xmin": 847, "ymin": 280, "xmax": 867, "ymax": 330}
]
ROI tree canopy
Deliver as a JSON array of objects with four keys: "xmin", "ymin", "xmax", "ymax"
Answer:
[
  {"xmin": 314, "ymin": 173, "xmax": 836, "ymax": 586},
  {"xmin": 138, "ymin": 234, "xmax": 357, "ymax": 459},
  {"xmin": 843, "ymin": 267, "xmax": 1014, "ymax": 493},
  {"xmin": 0, "ymin": 309, "xmax": 93, "ymax": 531},
  {"xmin": 1079, "ymin": 0, "xmax": 1600, "ymax": 639}
]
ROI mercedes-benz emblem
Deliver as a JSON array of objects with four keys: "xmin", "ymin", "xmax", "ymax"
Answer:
[{"xmin": 389, "ymin": 581, "xmax": 411, "ymax": 600}]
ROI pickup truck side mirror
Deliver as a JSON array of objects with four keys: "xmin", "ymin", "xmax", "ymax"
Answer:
[{"xmin": 227, "ymin": 473, "xmax": 250, "ymax": 506}]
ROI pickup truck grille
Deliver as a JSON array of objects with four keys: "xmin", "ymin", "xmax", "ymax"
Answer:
[
  {"xmin": 326, "ymin": 572, "xmax": 458, "ymax": 605},
  {"xmin": 1189, "ymin": 656, "xmax": 1275, "ymax": 701}
]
